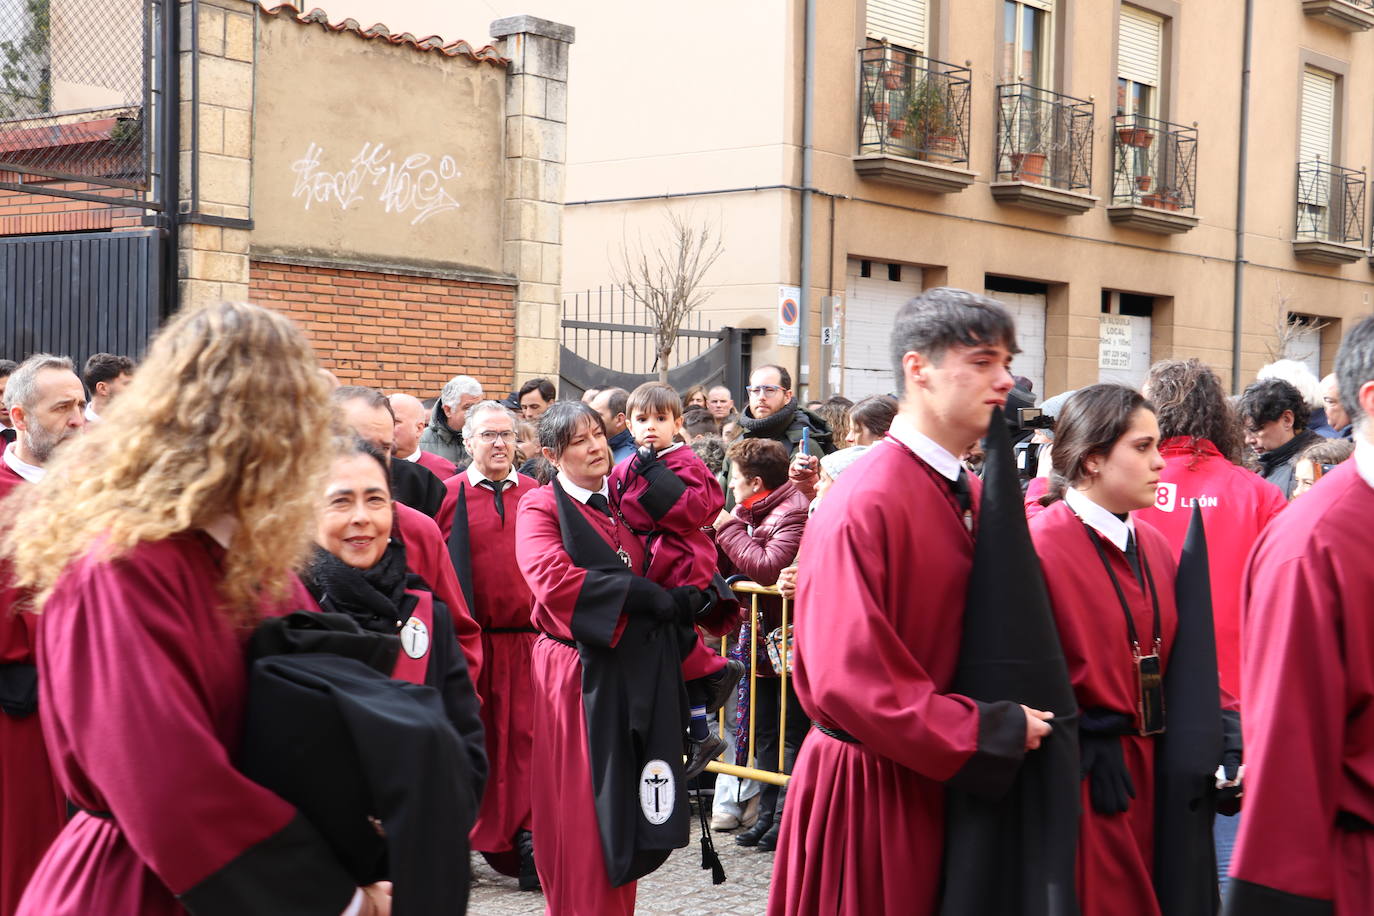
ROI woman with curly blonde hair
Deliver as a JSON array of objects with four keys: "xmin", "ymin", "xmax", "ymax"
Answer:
[{"xmin": 8, "ymin": 302, "xmax": 391, "ymax": 916}]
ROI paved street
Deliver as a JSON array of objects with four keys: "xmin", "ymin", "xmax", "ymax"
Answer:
[{"xmin": 468, "ymin": 803, "xmax": 776, "ymax": 915}]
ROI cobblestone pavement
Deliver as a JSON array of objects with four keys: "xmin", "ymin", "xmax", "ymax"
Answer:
[{"xmin": 468, "ymin": 805, "xmax": 776, "ymax": 915}]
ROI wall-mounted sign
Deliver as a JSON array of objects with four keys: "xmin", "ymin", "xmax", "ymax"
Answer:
[
  {"xmin": 1099, "ymin": 315, "xmax": 1132, "ymax": 370},
  {"xmin": 778, "ymin": 286, "xmax": 801, "ymax": 347}
]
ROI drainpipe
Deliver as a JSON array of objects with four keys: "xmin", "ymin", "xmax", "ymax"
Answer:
[
  {"xmin": 160, "ymin": 0, "xmax": 181, "ymax": 317},
  {"xmin": 797, "ymin": 0, "xmax": 816, "ymax": 397},
  {"xmin": 1231, "ymin": 0, "xmax": 1254, "ymax": 392}
]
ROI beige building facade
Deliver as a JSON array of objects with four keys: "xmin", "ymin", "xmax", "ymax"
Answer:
[{"xmin": 320, "ymin": 0, "xmax": 1374, "ymax": 399}]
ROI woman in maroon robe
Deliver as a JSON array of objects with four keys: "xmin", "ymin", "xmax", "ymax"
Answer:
[
  {"xmin": 1029, "ymin": 385, "xmax": 1180, "ymax": 916},
  {"xmin": 1, "ymin": 303, "xmax": 390, "ymax": 916}
]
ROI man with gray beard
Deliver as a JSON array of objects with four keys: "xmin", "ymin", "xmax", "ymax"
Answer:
[{"xmin": 0, "ymin": 354, "xmax": 85, "ymax": 912}]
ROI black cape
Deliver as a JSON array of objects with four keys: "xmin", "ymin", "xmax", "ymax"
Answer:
[
  {"xmin": 552, "ymin": 479, "xmax": 692, "ymax": 887},
  {"xmin": 941, "ymin": 406, "xmax": 1082, "ymax": 916},
  {"xmin": 1153, "ymin": 507, "xmax": 1224, "ymax": 914},
  {"xmin": 390, "ymin": 458, "xmax": 447, "ymax": 519}
]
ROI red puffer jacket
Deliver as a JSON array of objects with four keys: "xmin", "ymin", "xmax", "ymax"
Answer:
[{"xmin": 715, "ymin": 480, "xmax": 811, "ymax": 586}]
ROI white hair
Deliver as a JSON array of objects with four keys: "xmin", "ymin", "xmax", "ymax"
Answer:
[
  {"xmin": 1257, "ymin": 359, "xmax": 1321, "ymax": 409},
  {"xmin": 4, "ymin": 354, "xmax": 75, "ymax": 411},
  {"xmin": 439, "ymin": 375, "xmax": 483, "ymax": 409},
  {"xmin": 461, "ymin": 400, "xmax": 519, "ymax": 443}
]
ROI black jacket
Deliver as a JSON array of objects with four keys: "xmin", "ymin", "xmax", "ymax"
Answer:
[
  {"xmin": 1256, "ymin": 428, "xmax": 1321, "ymax": 500},
  {"xmin": 389, "ymin": 459, "xmax": 447, "ymax": 520}
]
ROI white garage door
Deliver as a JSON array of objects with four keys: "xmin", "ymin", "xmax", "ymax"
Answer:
[
  {"xmin": 987, "ymin": 289, "xmax": 1047, "ymax": 398},
  {"xmin": 843, "ymin": 259, "xmax": 922, "ymax": 399},
  {"xmin": 1285, "ymin": 323, "xmax": 1321, "ymax": 380}
]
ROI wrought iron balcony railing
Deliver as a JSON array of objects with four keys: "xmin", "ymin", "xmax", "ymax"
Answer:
[
  {"xmin": 1111, "ymin": 114, "xmax": 1197, "ymax": 212},
  {"xmin": 857, "ymin": 46, "xmax": 971, "ymax": 167},
  {"xmin": 995, "ymin": 84, "xmax": 1094, "ymax": 192},
  {"xmin": 1296, "ymin": 161, "xmax": 1366, "ymax": 247}
]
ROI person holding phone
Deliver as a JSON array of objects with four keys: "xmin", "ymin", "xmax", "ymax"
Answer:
[{"xmin": 1029, "ymin": 384, "xmax": 1182, "ymax": 916}]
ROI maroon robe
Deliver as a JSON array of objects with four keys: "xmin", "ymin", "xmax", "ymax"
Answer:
[
  {"xmin": 768, "ymin": 436, "xmax": 1028, "ymax": 916},
  {"xmin": 393, "ymin": 502, "xmax": 482, "ymax": 684},
  {"xmin": 445, "ymin": 473, "xmax": 540, "ymax": 861},
  {"xmin": 517, "ymin": 482, "xmax": 645, "ymax": 916},
  {"xmin": 414, "ymin": 450, "xmax": 457, "ymax": 480},
  {"xmin": 1030, "ymin": 500, "xmax": 1179, "ymax": 916},
  {"xmin": 0, "ymin": 464, "xmax": 65, "ymax": 916},
  {"xmin": 609, "ymin": 444, "xmax": 729, "ymax": 680},
  {"xmin": 18, "ymin": 534, "xmax": 355, "ymax": 915},
  {"xmin": 1226, "ymin": 460, "xmax": 1374, "ymax": 913}
]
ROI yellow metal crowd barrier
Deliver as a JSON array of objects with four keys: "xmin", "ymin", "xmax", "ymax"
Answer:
[{"xmin": 704, "ymin": 580, "xmax": 792, "ymax": 788}]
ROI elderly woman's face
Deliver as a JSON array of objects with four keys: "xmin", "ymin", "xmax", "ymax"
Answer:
[
  {"xmin": 317, "ymin": 454, "xmax": 393, "ymax": 569},
  {"xmin": 550, "ymin": 417, "xmax": 610, "ymax": 488}
]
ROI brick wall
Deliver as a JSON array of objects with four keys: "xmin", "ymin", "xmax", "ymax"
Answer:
[
  {"xmin": 0, "ymin": 176, "xmax": 144, "ymax": 237},
  {"xmin": 250, "ymin": 259, "xmax": 518, "ymax": 396}
]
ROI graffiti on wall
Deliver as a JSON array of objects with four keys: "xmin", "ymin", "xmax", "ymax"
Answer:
[{"xmin": 290, "ymin": 142, "xmax": 463, "ymax": 225}]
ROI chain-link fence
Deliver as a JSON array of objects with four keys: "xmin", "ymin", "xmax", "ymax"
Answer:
[{"xmin": 0, "ymin": 0, "xmax": 150, "ymax": 191}]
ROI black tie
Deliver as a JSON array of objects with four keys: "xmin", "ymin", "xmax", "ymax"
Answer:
[
  {"xmin": 1123, "ymin": 529, "xmax": 1143, "ymax": 585},
  {"xmin": 587, "ymin": 492, "xmax": 612, "ymax": 517},
  {"xmin": 949, "ymin": 468, "xmax": 972, "ymax": 514},
  {"xmin": 484, "ymin": 478, "xmax": 509, "ymax": 522}
]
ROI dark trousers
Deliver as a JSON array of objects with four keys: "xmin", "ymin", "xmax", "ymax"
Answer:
[{"xmin": 752, "ymin": 676, "xmax": 809, "ymax": 823}]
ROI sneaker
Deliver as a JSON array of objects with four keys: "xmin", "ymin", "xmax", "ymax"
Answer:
[
  {"xmin": 739, "ymin": 793, "xmax": 761, "ymax": 828},
  {"xmin": 710, "ymin": 810, "xmax": 741, "ymax": 831},
  {"xmin": 707, "ymin": 659, "xmax": 746, "ymax": 713},
  {"xmin": 684, "ymin": 733, "xmax": 727, "ymax": 779}
]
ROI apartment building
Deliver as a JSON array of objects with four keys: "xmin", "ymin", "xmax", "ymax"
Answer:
[{"xmin": 321, "ymin": 0, "xmax": 1374, "ymax": 399}]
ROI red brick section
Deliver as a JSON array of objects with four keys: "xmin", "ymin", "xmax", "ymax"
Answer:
[
  {"xmin": 0, "ymin": 175, "xmax": 144, "ymax": 237},
  {"xmin": 250, "ymin": 259, "xmax": 517, "ymax": 396}
]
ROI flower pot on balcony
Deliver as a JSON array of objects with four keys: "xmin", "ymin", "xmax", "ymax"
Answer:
[
  {"xmin": 922, "ymin": 134, "xmax": 960, "ymax": 163},
  {"xmin": 1117, "ymin": 127, "xmax": 1154, "ymax": 149},
  {"xmin": 882, "ymin": 67, "xmax": 905, "ymax": 90},
  {"xmin": 1135, "ymin": 175, "xmax": 1152, "ymax": 192},
  {"xmin": 888, "ymin": 119, "xmax": 908, "ymax": 140},
  {"xmin": 1009, "ymin": 152, "xmax": 1048, "ymax": 183},
  {"xmin": 870, "ymin": 100, "xmax": 891, "ymax": 122},
  {"xmin": 1141, "ymin": 191, "xmax": 1181, "ymax": 211}
]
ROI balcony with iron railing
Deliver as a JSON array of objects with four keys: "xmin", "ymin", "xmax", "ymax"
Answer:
[
  {"xmin": 991, "ymin": 83, "xmax": 1097, "ymax": 214},
  {"xmin": 1106, "ymin": 114, "xmax": 1200, "ymax": 234},
  {"xmin": 853, "ymin": 46, "xmax": 975, "ymax": 193},
  {"xmin": 1302, "ymin": 0, "xmax": 1374, "ymax": 31},
  {"xmin": 1293, "ymin": 161, "xmax": 1367, "ymax": 264}
]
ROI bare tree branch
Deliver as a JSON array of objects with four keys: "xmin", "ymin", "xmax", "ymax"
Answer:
[{"xmin": 1266, "ymin": 279, "xmax": 1329, "ymax": 364}]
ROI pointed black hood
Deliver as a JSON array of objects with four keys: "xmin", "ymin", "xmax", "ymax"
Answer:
[
  {"xmin": 1153, "ymin": 506, "xmax": 1223, "ymax": 914},
  {"xmin": 941, "ymin": 405, "xmax": 1081, "ymax": 916}
]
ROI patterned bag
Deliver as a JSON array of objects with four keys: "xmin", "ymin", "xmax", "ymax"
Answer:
[{"xmin": 765, "ymin": 625, "xmax": 794, "ymax": 675}]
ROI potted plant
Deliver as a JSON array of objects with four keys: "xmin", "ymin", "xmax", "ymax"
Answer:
[
  {"xmin": 889, "ymin": 119, "xmax": 908, "ymax": 140},
  {"xmin": 1135, "ymin": 175, "xmax": 1152, "ymax": 192},
  {"xmin": 905, "ymin": 75, "xmax": 959, "ymax": 162},
  {"xmin": 871, "ymin": 99, "xmax": 891, "ymax": 122},
  {"xmin": 1010, "ymin": 152, "xmax": 1048, "ymax": 182},
  {"xmin": 1117, "ymin": 125, "xmax": 1154, "ymax": 148}
]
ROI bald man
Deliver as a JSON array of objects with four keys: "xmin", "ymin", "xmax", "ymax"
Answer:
[{"xmin": 392, "ymin": 392, "xmax": 458, "ymax": 479}]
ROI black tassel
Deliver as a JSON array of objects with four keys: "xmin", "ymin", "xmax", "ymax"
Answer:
[{"xmin": 696, "ymin": 793, "xmax": 727, "ymax": 885}]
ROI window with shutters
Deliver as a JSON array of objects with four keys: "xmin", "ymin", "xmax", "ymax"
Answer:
[
  {"xmin": 1000, "ymin": 0, "xmax": 1052, "ymax": 88},
  {"xmin": 1116, "ymin": 6, "xmax": 1162, "ymax": 118},
  {"xmin": 1298, "ymin": 68, "xmax": 1336, "ymax": 226},
  {"xmin": 866, "ymin": 0, "xmax": 928, "ymax": 56}
]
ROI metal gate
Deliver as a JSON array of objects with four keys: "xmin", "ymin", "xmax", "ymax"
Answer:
[
  {"xmin": 559, "ymin": 286, "xmax": 763, "ymax": 399},
  {"xmin": 0, "ymin": 229, "xmax": 161, "ymax": 361}
]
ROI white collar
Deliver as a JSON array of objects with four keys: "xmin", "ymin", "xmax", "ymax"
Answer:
[
  {"xmin": 1354, "ymin": 435, "xmax": 1374, "ymax": 492},
  {"xmin": 656, "ymin": 441, "xmax": 683, "ymax": 456},
  {"xmin": 3, "ymin": 442, "xmax": 44, "ymax": 483},
  {"xmin": 400, "ymin": 448, "xmax": 420, "ymax": 463},
  {"xmin": 84, "ymin": 403, "xmax": 100, "ymax": 422},
  {"xmin": 885, "ymin": 414, "xmax": 963, "ymax": 482},
  {"xmin": 556, "ymin": 470, "xmax": 609, "ymax": 505},
  {"xmin": 467, "ymin": 462, "xmax": 520, "ymax": 488},
  {"xmin": 1064, "ymin": 486, "xmax": 1135, "ymax": 553}
]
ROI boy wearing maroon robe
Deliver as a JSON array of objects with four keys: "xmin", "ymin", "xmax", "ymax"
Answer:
[
  {"xmin": 1225, "ymin": 316, "xmax": 1374, "ymax": 915},
  {"xmin": 769, "ymin": 288, "xmax": 1052, "ymax": 916}
]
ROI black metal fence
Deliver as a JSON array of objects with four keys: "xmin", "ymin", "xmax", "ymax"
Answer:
[
  {"xmin": 995, "ymin": 83, "xmax": 1094, "ymax": 192},
  {"xmin": 1296, "ymin": 161, "xmax": 1366, "ymax": 247},
  {"xmin": 0, "ymin": 0, "xmax": 156, "ymax": 204},
  {"xmin": 857, "ymin": 46, "xmax": 972, "ymax": 167},
  {"xmin": 1111, "ymin": 113, "xmax": 1198, "ymax": 212}
]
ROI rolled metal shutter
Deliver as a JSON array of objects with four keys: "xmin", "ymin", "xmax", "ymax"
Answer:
[
  {"xmin": 866, "ymin": 0, "xmax": 927, "ymax": 54},
  {"xmin": 1118, "ymin": 6, "xmax": 1163, "ymax": 87}
]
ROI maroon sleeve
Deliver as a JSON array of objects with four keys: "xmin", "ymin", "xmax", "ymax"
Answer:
[
  {"xmin": 395, "ymin": 503, "xmax": 482, "ymax": 685},
  {"xmin": 716, "ymin": 508, "xmax": 806, "ymax": 586},
  {"xmin": 642, "ymin": 449, "xmax": 724, "ymax": 534}
]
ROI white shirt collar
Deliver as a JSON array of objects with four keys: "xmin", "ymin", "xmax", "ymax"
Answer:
[
  {"xmin": 400, "ymin": 448, "xmax": 420, "ymax": 463},
  {"xmin": 84, "ymin": 403, "xmax": 100, "ymax": 422},
  {"xmin": 1064, "ymin": 486, "xmax": 1135, "ymax": 553},
  {"xmin": 3, "ymin": 442, "xmax": 43, "ymax": 483},
  {"xmin": 556, "ymin": 470, "xmax": 609, "ymax": 505},
  {"xmin": 466, "ymin": 462, "xmax": 520, "ymax": 489},
  {"xmin": 657, "ymin": 441, "xmax": 683, "ymax": 456},
  {"xmin": 1354, "ymin": 436, "xmax": 1374, "ymax": 492},
  {"xmin": 885, "ymin": 414, "xmax": 963, "ymax": 482}
]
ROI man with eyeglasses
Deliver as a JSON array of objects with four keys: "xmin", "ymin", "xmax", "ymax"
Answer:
[
  {"xmin": 439, "ymin": 400, "xmax": 544, "ymax": 890},
  {"xmin": 729, "ymin": 365, "xmax": 835, "ymax": 506}
]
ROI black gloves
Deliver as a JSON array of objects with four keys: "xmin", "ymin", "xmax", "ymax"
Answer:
[
  {"xmin": 631, "ymin": 445, "xmax": 661, "ymax": 476},
  {"xmin": 624, "ymin": 576, "xmax": 679, "ymax": 623},
  {"xmin": 668, "ymin": 586, "xmax": 712, "ymax": 625},
  {"xmin": 1218, "ymin": 708, "xmax": 1244, "ymax": 816},
  {"xmin": 1080, "ymin": 733, "xmax": 1135, "ymax": 816}
]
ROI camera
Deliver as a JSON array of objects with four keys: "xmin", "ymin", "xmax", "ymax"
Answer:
[{"xmin": 1016, "ymin": 407, "xmax": 1056, "ymax": 432}]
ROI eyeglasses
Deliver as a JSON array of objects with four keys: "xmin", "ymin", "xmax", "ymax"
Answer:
[
  {"xmin": 746, "ymin": 385, "xmax": 783, "ymax": 397},
  {"xmin": 476, "ymin": 430, "xmax": 516, "ymax": 443}
]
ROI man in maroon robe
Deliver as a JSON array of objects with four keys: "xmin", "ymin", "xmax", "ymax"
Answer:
[
  {"xmin": 440, "ymin": 401, "xmax": 541, "ymax": 887},
  {"xmin": 1225, "ymin": 316, "xmax": 1374, "ymax": 915},
  {"xmin": 768, "ymin": 289, "xmax": 1053, "ymax": 916},
  {"xmin": 0, "ymin": 355, "xmax": 86, "ymax": 914}
]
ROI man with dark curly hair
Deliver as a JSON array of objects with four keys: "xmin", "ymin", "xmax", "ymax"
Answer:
[{"xmin": 1237, "ymin": 377, "xmax": 1322, "ymax": 498}]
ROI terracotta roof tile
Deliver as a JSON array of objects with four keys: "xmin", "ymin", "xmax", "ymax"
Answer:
[{"xmin": 257, "ymin": 3, "xmax": 509, "ymax": 66}]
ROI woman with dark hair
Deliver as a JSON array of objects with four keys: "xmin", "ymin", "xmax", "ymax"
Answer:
[
  {"xmin": 1138, "ymin": 359, "xmax": 1285, "ymax": 707},
  {"xmin": 1029, "ymin": 384, "xmax": 1182, "ymax": 916},
  {"xmin": 846, "ymin": 394, "xmax": 899, "ymax": 446},
  {"xmin": 516, "ymin": 401, "xmax": 705, "ymax": 914}
]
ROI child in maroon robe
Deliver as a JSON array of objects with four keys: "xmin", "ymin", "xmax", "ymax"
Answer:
[{"xmin": 610, "ymin": 382, "xmax": 743, "ymax": 774}]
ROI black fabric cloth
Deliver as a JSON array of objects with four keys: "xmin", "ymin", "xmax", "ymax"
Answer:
[
  {"xmin": 0, "ymin": 661, "xmax": 37, "ymax": 717},
  {"xmin": 0, "ymin": 427, "xmax": 13, "ymax": 445},
  {"xmin": 390, "ymin": 458, "xmax": 447, "ymax": 520},
  {"xmin": 586, "ymin": 492, "xmax": 612, "ymax": 517},
  {"xmin": 247, "ymin": 610, "xmax": 400, "ymax": 674},
  {"xmin": 1223, "ymin": 879, "xmax": 1333, "ymax": 916},
  {"xmin": 1154, "ymin": 506, "xmax": 1224, "ymax": 915},
  {"xmin": 950, "ymin": 468, "xmax": 972, "ymax": 515},
  {"xmin": 483, "ymin": 478, "xmax": 510, "ymax": 521},
  {"xmin": 552, "ymin": 479, "xmax": 693, "ymax": 887},
  {"xmin": 239, "ymin": 650, "xmax": 477, "ymax": 916},
  {"xmin": 1256, "ymin": 428, "xmax": 1322, "ymax": 500},
  {"xmin": 940, "ymin": 405, "xmax": 1081, "ymax": 916},
  {"xmin": 446, "ymin": 484, "xmax": 477, "ymax": 615}
]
